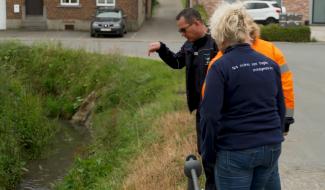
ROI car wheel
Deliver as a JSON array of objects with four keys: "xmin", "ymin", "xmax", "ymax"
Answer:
[
  {"xmin": 90, "ymin": 31, "xmax": 96, "ymax": 37},
  {"xmin": 265, "ymin": 17, "xmax": 276, "ymax": 25},
  {"xmin": 118, "ymin": 29, "xmax": 124, "ymax": 37}
]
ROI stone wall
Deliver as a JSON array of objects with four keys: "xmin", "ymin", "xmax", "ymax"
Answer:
[{"xmin": 282, "ymin": 0, "xmax": 309, "ymax": 22}]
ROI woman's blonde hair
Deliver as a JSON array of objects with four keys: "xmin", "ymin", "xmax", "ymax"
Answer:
[
  {"xmin": 247, "ymin": 16, "xmax": 260, "ymax": 41},
  {"xmin": 209, "ymin": 2, "xmax": 255, "ymax": 50}
]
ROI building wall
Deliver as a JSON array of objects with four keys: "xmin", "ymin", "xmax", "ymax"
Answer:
[
  {"xmin": 146, "ymin": 0, "xmax": 152, "ymax": 19},
  {"xmin": 6, "ymin": 0, "xmax": 24, "ymax": 28},
  {"xmin": 6, "ymin": 0, "xmax": 149, "ymax": 31},
  {"xmin": 46, "ymin": 0, "xmax": 95, "ymax": 20},
  {"xmin": 7, "ymin": 0, "xmax": 23, "ymax": 19},
  {"xmin": 46, "ymin": 0, "xmax": 95, "ymax": 30},
  {"xmin": 138, "ymin": 0, "xmax": 146, "ymax": 29},
  {"xmin": 311, "ymin": 0, "xmax": 325, "ymax": 24},
  {"xmin": 283, "ymin": 0, "xmax": 310, "ymax": 22},
  {"xmin": 117, "ymin": 0, "xmax": 139, "ymax": 30}
]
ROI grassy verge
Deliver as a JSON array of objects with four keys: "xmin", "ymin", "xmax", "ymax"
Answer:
[
  {"xmin": 0, "ymin": 43, "xmax": 58, "ymax": 189},
  {"xmin": 0, "ymin": 74, "xmax": 54, "ymax": 189},
  {"xmin": 0, "ymin": 41, "xmax": 194, "ymax": 189},
  {"xmin": 55, "ymin": 57, "xmax": 188, "ymax": 189}
]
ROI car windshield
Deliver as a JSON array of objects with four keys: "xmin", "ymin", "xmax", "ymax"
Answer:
[{"xmin": 96, "ymin": 10, "xmax": 122, "ymax": 19}]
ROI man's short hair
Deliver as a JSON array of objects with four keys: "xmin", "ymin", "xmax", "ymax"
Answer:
[{"xmin": 176, "ymin": 8, "xmax": 203, "ymax": 24}]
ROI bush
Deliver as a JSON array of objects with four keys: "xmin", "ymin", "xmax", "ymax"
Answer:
[
  {"xmin": 260, "ymin": 24, "xmax": 311, "ymax": 42},
  {"xmin": 152, "ymin": 0, "xmax": 159, "ymax": 14},
  {"xmin": 194, "ymin": 4, "xmax": 209, "ymax": 25}
]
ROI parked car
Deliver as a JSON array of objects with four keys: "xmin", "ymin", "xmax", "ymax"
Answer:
[
  {"xmin": 90, "ymin": 7, "xmax": 127, "ymax": 37},
  {"xmin": 243, "ymin": 0, "xmax": 282, "ymax": 24}
]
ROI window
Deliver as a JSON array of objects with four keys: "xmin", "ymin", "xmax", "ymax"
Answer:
[
  {"xmin": 245, "ymin": 3, "xmax": 269, "ymax": 10},
  {"xmin": 96, "ymin": 10, "xmax": 122, "ymax": 18},
  {"xmin": 244, "ymin": 3, "xmax": 255, "ymax": 10},
  {"xmin": 61, "ymin": 0, "xmax": 79, "ymax": 6},
  {"xmin": 256, "ymin": 0, "xmax": 281, "ymax": 3},
  {"xmin": 255, "ymin": 3, "xmax": 269, "ymax": 9},
  {"xmin": 97, "ymin": 0, "xmax": 115, "ymax": 6}
]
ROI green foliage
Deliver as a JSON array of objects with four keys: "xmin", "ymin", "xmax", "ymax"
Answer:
[
  {"xmin": 152, "ymin": 0, "xmax": 159, "ymax": 7},
  {"xmin": 260, "ymin": 24, "xmax": 311, "ymax": 42},
  {"xmin": 56, "ymin": 59, "xmax": 184, "ymax": 189},
  {"xmin": 0, "ymin": 42, "xmax": 115, "ymax": 188},
  {"xmin": 181, "ymin": 0, "xmax": 187, "ymax": 8},
  {"xmin": 152, "ymin": 0, "xmax": 159, "ymax": 15},
  {"xmin": 0, "ymin": 67, "xmax": 56, "ymax": 189},
  {"xmin": 194, "ymin": 4, "xmax": 209, "ymax": 25},
  {"xmin": 0, "ymin": 42, "xmax": 117, "ymax": 119}
]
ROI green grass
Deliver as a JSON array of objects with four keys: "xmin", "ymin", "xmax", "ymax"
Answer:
[
  {"xmin": 0, "ymin": 63, "xmax": 56, "ymax": 189},
  {"xmin": 0, "ymin": 41, "xmax": 185, "ymax": 189},
  {"xmin": 56, "ymin": 57, "xmax": 185, "ymax": 190},
  {"xmin": 181, "ymin": 0, "xmax": 187, "ymax": 8}
]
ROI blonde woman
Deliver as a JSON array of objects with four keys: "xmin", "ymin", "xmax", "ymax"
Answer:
[{"xmin": 200, "ymin": 2, "xmax": 285, "ymax": 189}]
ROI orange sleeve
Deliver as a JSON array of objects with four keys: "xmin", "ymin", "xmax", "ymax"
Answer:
[
  {"xmin": 253, "ymin": 39, "xmax": 295, "ymax": 117},
  {"xmin": 202, "ymin": 52, "xmax": 224, "ymax": 98},
  {"xmin": 207, "ymin": 51, "xmax": 223, "ymax": 71},
  {"xmin": 273, "ymin": 46, "xmax": 295, "ymax": 116}
]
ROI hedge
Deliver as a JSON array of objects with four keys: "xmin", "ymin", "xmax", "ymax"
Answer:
[{"xmin": 260, "ymin": 24, "xmax": 311, "ymax": 42}]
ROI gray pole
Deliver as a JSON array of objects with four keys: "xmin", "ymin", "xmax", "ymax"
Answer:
[{"xmin": 184, "ymin": 155, "xmax": 202, "ymax": 190}]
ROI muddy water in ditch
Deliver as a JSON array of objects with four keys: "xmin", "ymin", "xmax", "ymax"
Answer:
[{"xmin": 17, "ymin": 122, "xmax": 91, "ymax": 190}]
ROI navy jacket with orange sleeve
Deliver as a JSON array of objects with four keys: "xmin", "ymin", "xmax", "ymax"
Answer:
[
  {"xmin": 200, "ymin": 44, "xmax": 285, "ymax": 163},
  {"xmin": 203, "ymin": 38, "xmax": 294, "ymax": 119}
]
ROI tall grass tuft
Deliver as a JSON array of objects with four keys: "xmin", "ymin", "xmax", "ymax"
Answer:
[{"xmin": 0, "ymin": 67, "xmax": 55, "ymax": 189}]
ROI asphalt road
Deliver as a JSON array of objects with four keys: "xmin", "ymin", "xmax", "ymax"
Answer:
[
  {"xmin": 274, "ymin": 42, "xmax": 325, "ymax": 189},
  {"xmin": 1, "ymin": 0, "xmax": 325, "ymax": 189}
]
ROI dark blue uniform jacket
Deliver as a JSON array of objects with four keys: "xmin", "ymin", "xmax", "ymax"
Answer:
[
  {"xmin": 200, "ymin": 44, "xmax": 285, "ymax": 163},
  {"xmin": 157, "ymin": 34, "xmax": 218, "ymax": 112}
]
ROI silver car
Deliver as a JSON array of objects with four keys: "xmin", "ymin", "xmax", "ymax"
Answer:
[{"xmin": 90, "ymin": 7, "xmax": 127, "ymax": 37}]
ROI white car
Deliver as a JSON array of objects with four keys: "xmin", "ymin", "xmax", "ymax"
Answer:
[{"xmin": 243, "ymin": 0, "xmax": 282, "ymax": 24}]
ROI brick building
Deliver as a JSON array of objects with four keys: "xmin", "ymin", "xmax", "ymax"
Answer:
[
  {"xmin": 0, "ymin": 0, "xmax": 152, "ymax": 31},
  {"xmin": 192, "ymin": 0, "xmax": 325, "ymax": 24}
]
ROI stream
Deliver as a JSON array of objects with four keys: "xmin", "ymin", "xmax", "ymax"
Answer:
[{"xmin": 17, "ymin": 121, "xmax": 91, "ymax": 190}]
